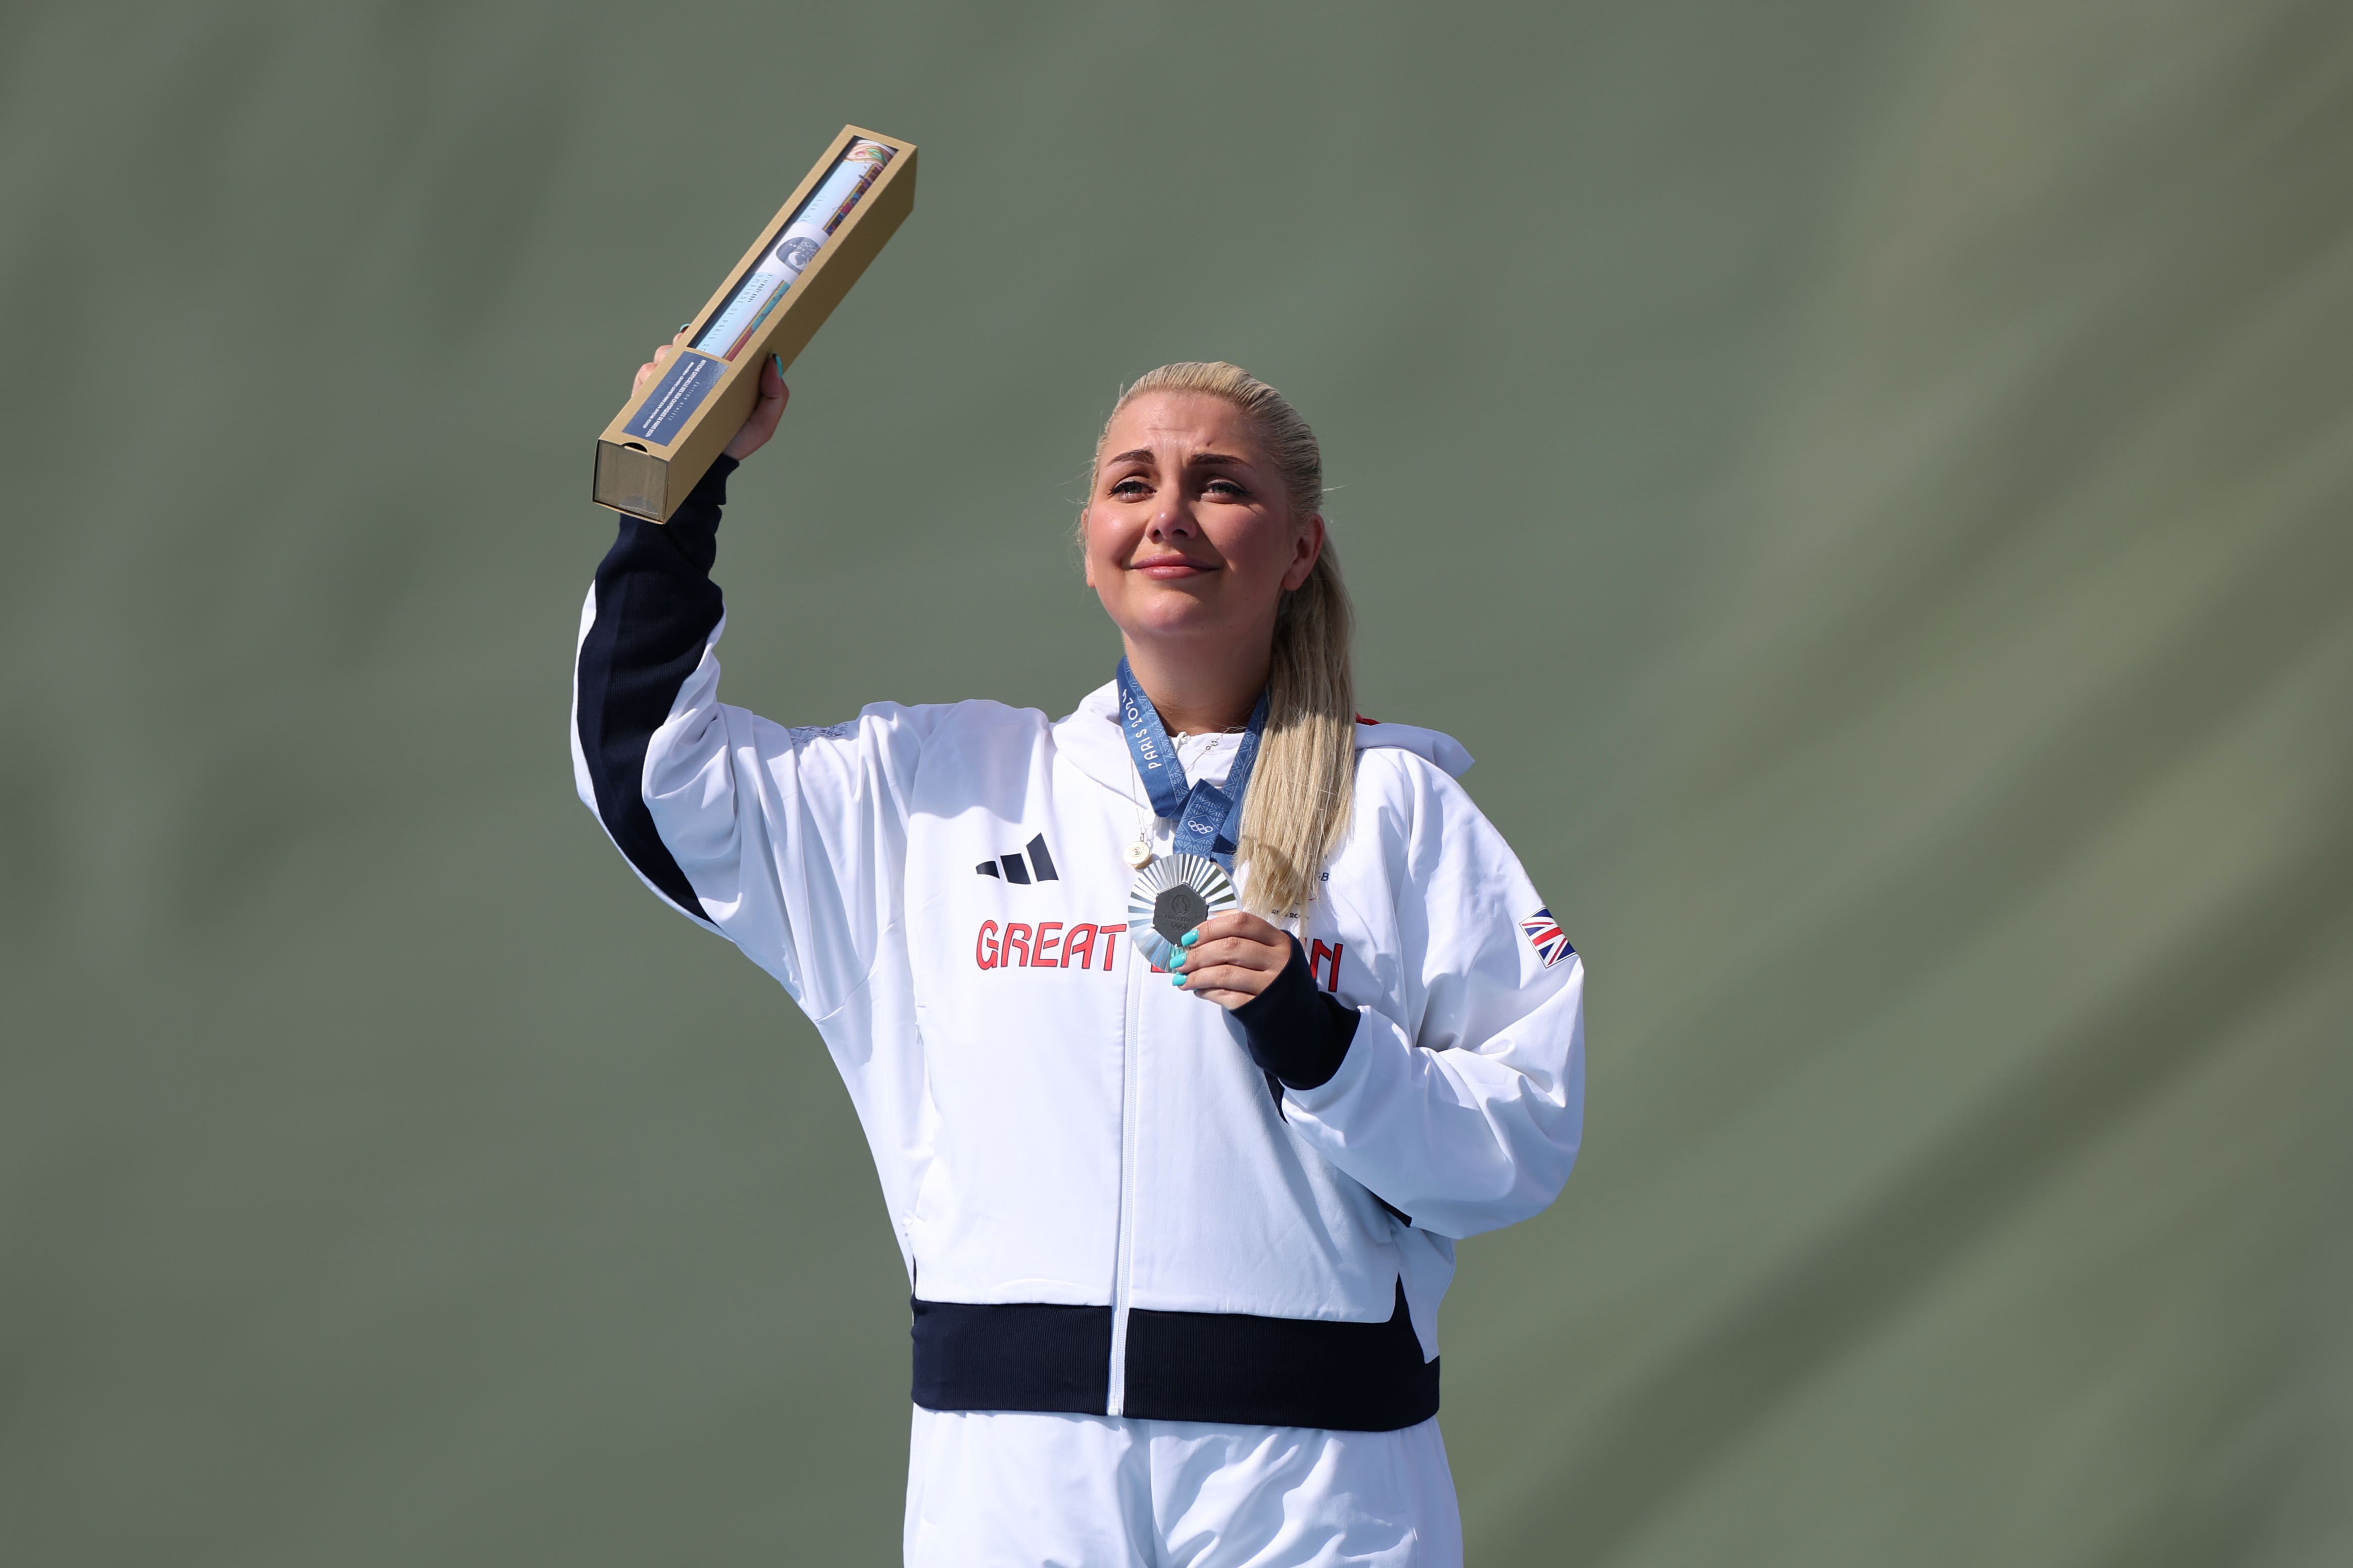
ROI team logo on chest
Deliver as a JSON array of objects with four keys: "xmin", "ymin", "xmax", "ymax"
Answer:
[
  {"xmin": 975, "ymin": 832, "xmax": 1058, "ymax": 885},
  {"xmin": 1520, "ymin": 907, "xmax": 1575, "ymax": 968}
]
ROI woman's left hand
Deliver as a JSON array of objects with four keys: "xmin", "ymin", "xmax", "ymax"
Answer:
[{"xmin": 1169, "ymin": 911, "xmax": 1295, "ymax": 1009}]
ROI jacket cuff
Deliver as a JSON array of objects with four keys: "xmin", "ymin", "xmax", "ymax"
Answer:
[
  {"xmin": 1233, "ymin": 937, "xmax": 1361, "ymax": 1091},
  {"xmin": 652, "ymin": 453, "xmax": 738, "ymax": 562}
]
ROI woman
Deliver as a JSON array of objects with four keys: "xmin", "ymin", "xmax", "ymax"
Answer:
[{"xmin": 573, "ymin": 350, "xmax": 1586, "ymax": 1566}]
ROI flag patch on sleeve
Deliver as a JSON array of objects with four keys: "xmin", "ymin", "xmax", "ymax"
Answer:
[{"xmin": 1520, "ymin": 907, "xmax": 1575, "ymax": 968}]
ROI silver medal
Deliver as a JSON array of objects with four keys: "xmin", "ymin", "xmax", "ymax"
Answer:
[{"xmin": 1126, "ymin": 853, "xmax": 1238, "ymax": 970}]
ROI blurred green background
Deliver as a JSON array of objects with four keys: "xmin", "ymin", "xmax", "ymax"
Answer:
[{"xmin": 6, "ymin": 1, "xmax": 2349, "ymax": 1562}]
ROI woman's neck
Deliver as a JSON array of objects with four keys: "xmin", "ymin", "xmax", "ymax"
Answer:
[{"xmin": 1123, "ymin": 636, "xmax": 1269, "ymax": 735}]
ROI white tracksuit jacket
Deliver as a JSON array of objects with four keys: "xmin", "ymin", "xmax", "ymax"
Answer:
[{"xmin": 572, "ymin": 458, "xmax": 1586, "ymax": 1433}]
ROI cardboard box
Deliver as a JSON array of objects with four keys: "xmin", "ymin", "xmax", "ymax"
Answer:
[{"xmin": 594, "ymin": 124, "xmax": 917, "ymax": 522}]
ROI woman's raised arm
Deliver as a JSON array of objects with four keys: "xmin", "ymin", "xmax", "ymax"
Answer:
[{"xmin": 569, "ymin": 349, "xmax": 932, "ymax": 1014}]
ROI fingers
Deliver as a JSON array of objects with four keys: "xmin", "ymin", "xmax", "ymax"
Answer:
[
  {"xmin": 628, "ymin": 342, "xmax": 792, "ymax": 463},
  {"xmin": 722, "ymin": 355, "xmax": 791, "ymax": 461},
  {"xmin": 1168, "ymin": 918, "xmax": 1292, "ymax": 1005},
  {"xmin": 1193, "ymin": 911, "xmax": 1284, "ymax": 944},
  {"xmin": 1170, "ymin": 937, "xmax": 1285, "ymax": 981},
  {"xmin": 1171, "ymin": 967, "xmax": 1277, "ymax": 1001},
  {"xmin": 1172, "ymin": 912, "xmax": 1289, "ymax": 974},
  {"xmin": 632, "ymin": 341, "xmax": 674, "ymax": 394}
]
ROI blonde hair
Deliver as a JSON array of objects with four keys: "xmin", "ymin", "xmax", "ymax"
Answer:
[{"xmin": 1085, "ymin": 362, "xmax": 1356, "ymax": 919}]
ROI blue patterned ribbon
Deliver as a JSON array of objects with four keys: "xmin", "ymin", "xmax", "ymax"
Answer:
[{"xmin": 1114, "ymin": 659, "xmax": 1268, "ymax": 867}]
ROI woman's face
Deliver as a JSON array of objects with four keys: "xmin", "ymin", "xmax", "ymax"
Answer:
[{"xmin": 1082, "ymin": 391, "xmax": 1325, "ymax": 660}]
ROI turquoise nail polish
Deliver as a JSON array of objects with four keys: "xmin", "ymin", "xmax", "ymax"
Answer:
[
  {"xmin": 1182, "ymin": 930, "xmax": 1201, "ymax": 946},
  {"xmin": 1170, "ymin": 974, "xmax": 1184, "ymax": 987}
]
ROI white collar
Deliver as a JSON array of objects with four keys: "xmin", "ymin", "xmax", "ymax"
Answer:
[{"xmin": 1051, "ymin": 680, "xmax": 1475, "ymax": 797}]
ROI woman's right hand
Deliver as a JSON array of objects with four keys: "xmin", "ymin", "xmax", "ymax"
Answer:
[{"xmin": 632, "ymin": 332, "xmax": 791, "ymax": 463}]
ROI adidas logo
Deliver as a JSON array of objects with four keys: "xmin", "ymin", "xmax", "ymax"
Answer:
[{"xmin": 977, "ymin": 833, "xmax": 1058, "ymax": 885}]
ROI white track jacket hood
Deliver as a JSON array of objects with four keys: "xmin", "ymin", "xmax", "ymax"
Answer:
[{"xmin": 573, "ymin": 459, "xmax": 1586, "ymax": 1432}]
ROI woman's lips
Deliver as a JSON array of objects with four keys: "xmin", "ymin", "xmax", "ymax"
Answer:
[{"xmin": 1134, "ymin": 557, "xmax": 1215, "ymax": 580}]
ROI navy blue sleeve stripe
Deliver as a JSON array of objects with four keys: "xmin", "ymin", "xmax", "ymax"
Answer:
[{"xmin": 575, "ymin": 456, "xmax": 740, "ymax": 922}]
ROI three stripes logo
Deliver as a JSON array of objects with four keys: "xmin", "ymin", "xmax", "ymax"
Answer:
[{"xmin": 977, "ymin": 833, "xmax": 1059, "ymax": 886}]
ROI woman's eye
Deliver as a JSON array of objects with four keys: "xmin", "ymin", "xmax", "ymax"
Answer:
[
  {"xmin": 1204, "ymin": 480, "xmax": 1246, "ymax": 498},
  {"xmin": 1110, "ymin": 478, "xmax": 1150, "ymax": 498}
]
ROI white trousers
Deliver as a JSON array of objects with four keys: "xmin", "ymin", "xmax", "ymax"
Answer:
[{"xmin": 903, "ymin": 1406, "xmax": 1462, "ymax": 1567}]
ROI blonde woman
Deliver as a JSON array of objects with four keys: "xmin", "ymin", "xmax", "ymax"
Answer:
[{"xmin": 573, "ymin": 352, "xmax": 1586, "ymax": 1566}]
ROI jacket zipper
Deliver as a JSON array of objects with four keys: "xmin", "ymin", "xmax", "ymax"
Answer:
[{"xmin": 1105, "ymin": 885, "xmax": 1148, "ymax": 1417}]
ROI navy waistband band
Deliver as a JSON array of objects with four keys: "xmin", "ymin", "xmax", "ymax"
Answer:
[{"xmin": 909, "ymin": 1280, "xmax": 1440, "ymax": 1433}]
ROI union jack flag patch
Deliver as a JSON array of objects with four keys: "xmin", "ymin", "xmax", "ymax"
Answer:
[{"xmin": 1520, "ymin": 907, "xmax": 1574, "ymax": 968}]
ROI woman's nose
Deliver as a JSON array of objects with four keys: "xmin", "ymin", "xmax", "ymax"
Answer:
[{"xmin": 1147, "ymin": 497, "xmax": 1196, "ymax": 538}]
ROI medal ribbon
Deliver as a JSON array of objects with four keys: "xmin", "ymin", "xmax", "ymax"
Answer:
[{"xmin": 1114, "ymin": 658, "xmax": 1268, "ymax": 867}]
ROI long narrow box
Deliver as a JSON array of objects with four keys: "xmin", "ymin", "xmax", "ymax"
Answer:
[{"xmin": 594, "ymin": 124, "xmax": 917, "ymax": 522}]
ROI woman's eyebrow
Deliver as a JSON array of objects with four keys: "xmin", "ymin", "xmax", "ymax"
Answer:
[{"xmin": 1102, "ymin": 447, "xmax": 1251, "ymax": 471}]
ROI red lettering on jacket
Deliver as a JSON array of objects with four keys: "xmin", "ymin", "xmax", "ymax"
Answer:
[
  {"xmin": 966, "ymin": 921, "xmax": 1175, "ymax": 977},
  {"xmin": 1310, "ymin": 939, "xmax": 1344, "ymax": 992}
]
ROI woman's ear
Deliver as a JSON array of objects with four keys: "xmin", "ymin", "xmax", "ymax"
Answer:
[
  {"xmin": 1282, "ymin": 514, "xmax": 1327, "ymax": 592},
  {"xmin": 1081, "ymin": 505, "xmax": 1098, "ymax": 589}
]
